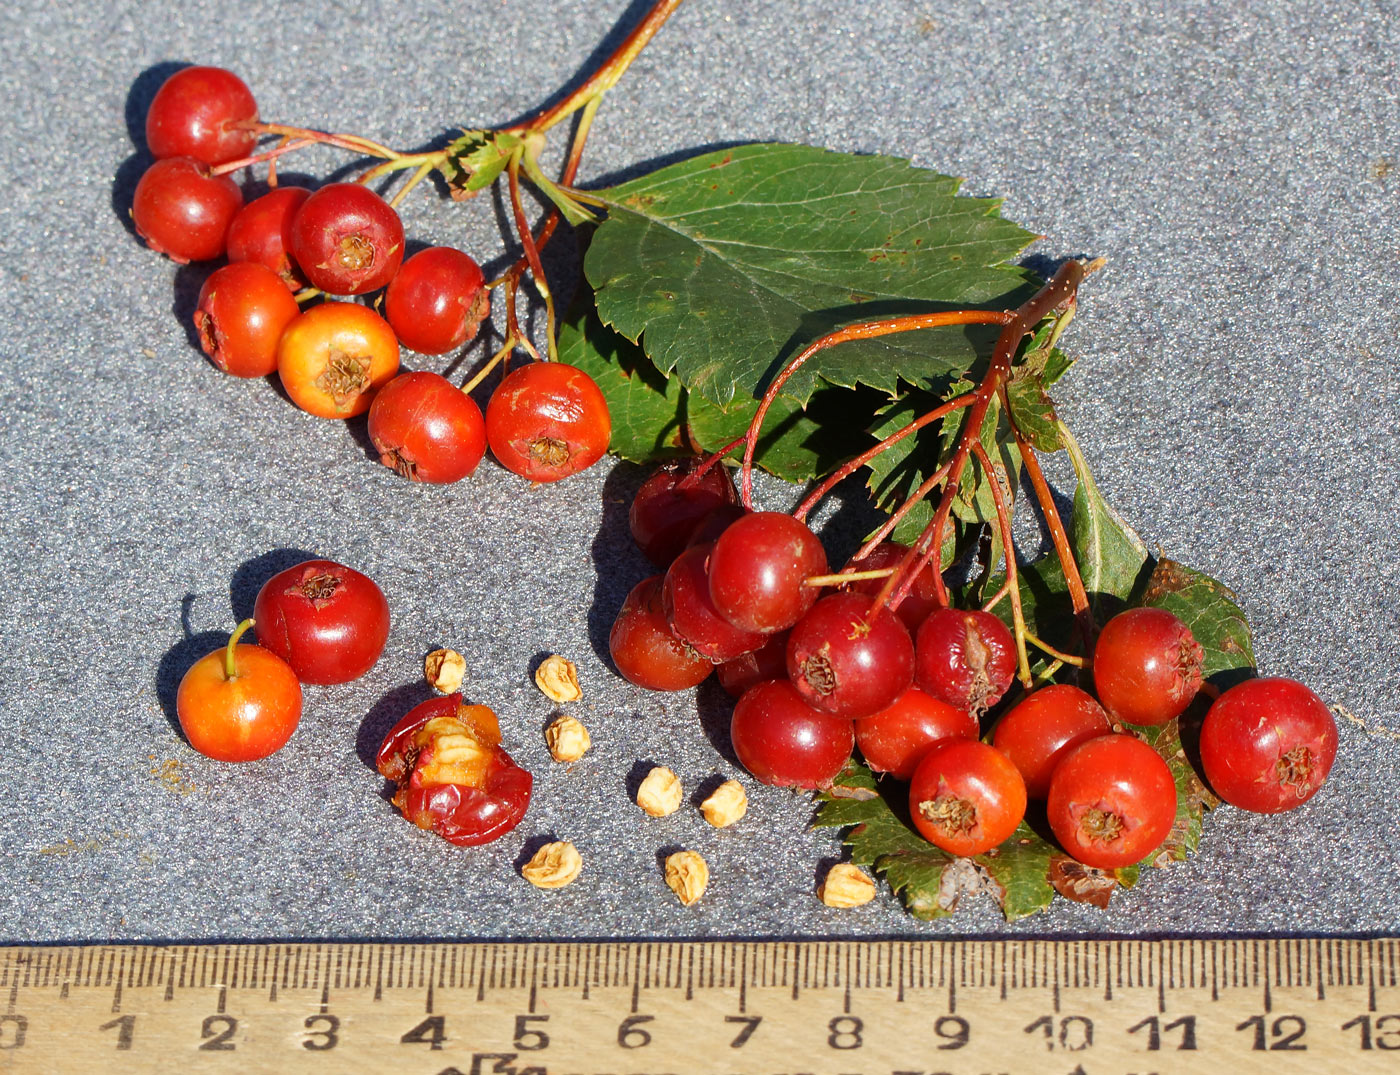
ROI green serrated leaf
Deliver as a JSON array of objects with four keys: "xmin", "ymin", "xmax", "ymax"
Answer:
[
  {"xmin": 1064, "ymin": 425, "xmax": 1154, "ymax": 623},
  {"xmin": 977, "ymin": 824, "xmax": 1056, "ymax": 921},
  {"xmin": 589, "ymin": 144, "xmax": 1038, "ymax": 407},
  {"xmin": 440, "ymin": 129, "xmax": 522, "ymax": 197},
  {"xmin": 558, "ymin": 302, "xmax": 686, "ymax": 462}
]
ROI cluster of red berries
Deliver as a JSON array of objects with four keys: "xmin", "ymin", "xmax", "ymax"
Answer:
[
  {"xmin": 611, "ymin": 456, "xmax": 1338, "ymax": 873},
  {"xmin": 132, "ymin": 65, "xmax": 611, "ymax": 485}
]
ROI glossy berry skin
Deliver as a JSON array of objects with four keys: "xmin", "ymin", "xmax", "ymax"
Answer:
[
  {"xmin": 193, "ymin": 262, "xmax": 301, "ymax": 378},
  {"xmin": 376, "ymin": 694, "xmax": 532, "ymax": 847},
  {"xmin": 786, "ymin": 592, "xmax": 914, "ymax": 718},
  {"xmin": 685, "ymin": 503, "xmax": 747, "ymax": 550},
  {"xmin": 1199, "ymin": 677, "xmax": 1336, "ymax": 813},
  {"xmin": 915, "ymin": 608, "xmax": 1017, "ymax": 715},
  {"xmin": 385, "ymin": 247, "xmax": 490, "ymax": 355},
  {"xmin": 277, "ymin": 302, "xmax": 400, "ymax": 419},
  {"xmin": 227, "ymin": 186, "xmax": 311, "ymax": 289},
  {"xmin": 854, "ymin": 686, "xmax": 978, "ymax": 781},
  {"xmin": 290, "ymin": 183, "xmax": 404, "ymax": 295},
  {"xmin": 730, "ymin": 679, "xmax": 854, "ymax": 790},
  {"xmin": 840, "ymin": 541, "xmax": 941, "ymax": 634},
  {"xmin": 368, "ymin": 371, "xmax": 486, "ymax": 483},
  {"xmin": 1092, "ymin": 607, "xmax": 1204, "ymax": 726},
  {"xmin": 485, "ymin": 362, "xmax": 611, "ymax": 482},
  {"xmin": 145, "ymin": 66, "xmax": 258, "ymax": 166},
  {"xmin": 176, "ymin": 640, "xmax": 301, "ymax": 762},
  {"xmin": 992, "ymin": 684, "xmax": 1113, "ymax": 799},
  {"xmin": 708, "ymin": 511, "xmax": 828, "ymax": 634},
  {"xmin": 909, "ymin": 740, "xmax": 1026, "ymax": 857},
  {"xmin": 609, "ymin": 576, "xmax": 714, "ymax": 691},
  {"xmin": 252, "ymin": 559, "xmax": 390, "ymax": 685},
  {"xmin": 132, "ymin": 157, "xmax": 243, "ymax": 263},
  {"xmin": 1047, "ymin": 734, "xmax": 1177, "ymax": 869},
  {"xmin": 661, "ymin": 543, "xmax": 767, "ymax": 662},
  {"xmin": 716, "ymin": 630, "xmax": 790, "ymax": 698},
  {"xmin": 630, "ymin": 457, "xmax": 739, "ymax": 568}
]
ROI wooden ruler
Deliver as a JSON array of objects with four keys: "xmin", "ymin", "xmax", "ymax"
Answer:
[{"xmin": 0, "ymin": 939, "xmax": 1395, "ymax": 1073}]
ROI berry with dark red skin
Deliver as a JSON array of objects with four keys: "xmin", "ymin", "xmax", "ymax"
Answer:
[
  {"xmin": 367, "ymin": 371, "xmax": 486, "ymax": 484},
  {"xmin": 485, "ymin": 362, "xmax": 611, "ymax": 482},
  {"xmin": 716, "ymin": 630, "xmax": 790, "ymax": 698},
  {"xmin": 1199, "ymin": 677, "xmax": 1336, "ymax": 813},
  {"xmin": 385, "ymin": 247, "xmax": 490, "ymax": 355},
  {"xmin": 376, "ymin": 694, "xmax": 532, "ymax": 846},
  {"xmin": 629, "ymin": 457, "xmax": 739, "ymax": 568},
  {"xmin": 609, "ymin": 576, "xmax": 714, "ymax": 691},
  {"xmin": 915, "ymin": 608, "xmax": 1017, "ymax": 716},
  {"xmin": 708, "ymin": 511, "xmax": 828, "ymax": 634},
  {"xmin": 991, "ymin": 684, "xmax": 1113, "ymax": 799},
  {"xmin": 840, "ymin": 541, "xmax": 941, "ymax": 634},
  {"xmin": 252, "ymin": 559, "xmax": 390, "ymax": 685},
  {"xmin": 854, "ymin": 686, "xmax": 978, "ymax": 781},
  {"xmin": 1047, "ymin": 734, "xmax": 1177, "ymax": 869},
  {"xmin": 1092, "ymin": 607, "xmax": 1204, "ymax": 725},
  {"xmin": 685, "ymin": 503, "xmax": 747, "ymax": 549},
  {"xmin": 145, "ymin": 65, "xmax": 258, "ymax": 166},
  {"xmin": 226, "ymin": 186, "xmax": 311, "ymax": 289},
  {"xmin": 661, "ymin": 543, "xmax": 766, "ymax": 662},
  {"xmin": 290, "ymin": 182, "xmax": 404, "ymax": 295},
  {"xmin": 908, "ymin": 739, "xmax": 1026, "ymax": 857},
  {"xmin": 787, "ymin": 592, "xmax": 914, "ymax": 718},
  {"xmin": 193, "ymin": 262, "xmax": 301, "ymax": 378},
  {"xmin": 132, "ymin": 157, "xmax": 243, "ymax": 263},
  {"xmin": 730, "ymin": 679, "xmax": 854, "ymax": 789}
]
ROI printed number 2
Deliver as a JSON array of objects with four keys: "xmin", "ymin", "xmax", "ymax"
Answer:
[{"xmin": 1237, "ymin": 1015, "xmax": 1306, "ymax": 1051}]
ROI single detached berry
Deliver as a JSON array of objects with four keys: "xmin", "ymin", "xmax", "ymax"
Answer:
[
  {"xmin": 194, "ymin": 261, "xmax": 301, "ymax": 378},
  {"xmin": 730, "ymin": 678, "xmax": 854, "ymax": 790},
  {"xmin": 485, "ymin": 362, "xmax": 611, "ymax": 482},
  {"xmin": 629, "ymin": 457, "xmax": 739, "ymax": 568},
  {"xmin": 252, "ymin": 559, "xmax": 390, "ymax": 684},
  {"xmin": 1046, "ymin": 733, "xmax": 1177, "ymax": 869},
  {"xmin": 176, "ymin": 619, "xmax": 301, "ymax": 762},
  {"xmin": 376, "ymin": 694, "xmax": 532, "ymax": 846},
  {"xmin": 385, "ymin": 246, "xmax": 490, "ymax": 355},
  {"xmin": 1092, "ymin": 607, "xmax": 1204, "ymax": 725},
  {"xmin": 226, "ymin": 186, "xmax": 311, "ymax": 289},
  {"xmin": 608, "ymin": 575, "xmax": 714, "ymax": 691},
  {"xmin": 1199, "ymin": 677, "xmax": 1336, "ymax": 813},
  {"xmin": 914, "ymin": 607, "xmax": 1016, "ymax": 715},
  {"xmin": 290, "ymin": 182, "xmax": 404, "ymax": 295},
  {"xmin": 908, "ymin": 740, "xmax": 1026, "ymax": 857},
  {"xmin": 991, "ymin": 684, "xmax": 1112, "ymax": 799},
  {"xmin": 368, "ymin": 371, "xmax": 486, "ymax": 483},
  {"xmin": 707, "ymin": 511, "xmax": 828, "ymax": 634},
  {"xmin": 786, "ymin": 592, "xmax": 914, "ymax": 718},
  {"xmin": 132, "ymin": 157, "xmax": 243, "ymax": 263},
  {"xmin": 145, "ymin": 65, "xmax": 258, "ymax": 166}
]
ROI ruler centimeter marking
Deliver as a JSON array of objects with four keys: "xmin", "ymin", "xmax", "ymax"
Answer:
[{"xmin": 0, "ymin": 939, "xmax": 1395, "ymax": 1073}]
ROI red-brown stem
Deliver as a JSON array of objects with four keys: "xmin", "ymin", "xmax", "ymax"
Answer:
[
  {"xmin": 792, "ymin": 392, "xmax": 977, "ymax": 521},
  {"xmin": 678, "ymin": 436, "xmax": 746, "ymax": 490},
  {"xmin": 1007, "ymin": 416, "xmax": 1091, "ymax": 622},
  {"xmin": 851, "ymin": 459, "xmax": 953, "ymax": 562},
  {"xmin": 873, "ymin": 262, "xmax": 1087, "ymax": 618},
  {"xmin": 509, "ymin": 0, "xmax": 685, "ymax": 134},
  {"xmin": 209, "ymin": 138, "xmax": 317, "ymax": 177},
  {"xmin": 972, "ymin": 441, "xmax": 1032, "ymax": 687},
  {"xmin": 738, "ymin": 309, "xmax": 1014, "ymax": 509}
]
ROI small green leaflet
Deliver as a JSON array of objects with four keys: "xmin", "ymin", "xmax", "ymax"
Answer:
[{"xmin": 587, "ymin": 144, "xmax": 1038, "ymax": 407}]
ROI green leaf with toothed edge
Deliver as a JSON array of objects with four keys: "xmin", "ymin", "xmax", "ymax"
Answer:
[
  {"xmin": 587, "ymin": 143, "xmax": 1039, "ymax": 408},
  {"xmin": 559, "ymin": 300, "xmax": 883, "ymax": 483}
]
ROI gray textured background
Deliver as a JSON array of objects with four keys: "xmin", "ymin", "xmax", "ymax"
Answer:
[{"xmin": 0, "ymin": 0, "xmax": 1395, "ymax": 943}]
